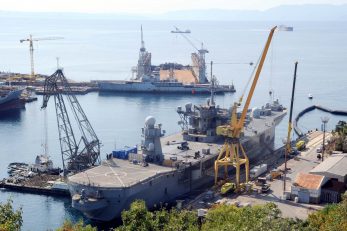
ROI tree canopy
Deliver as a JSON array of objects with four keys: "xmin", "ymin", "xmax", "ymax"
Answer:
[{"xmin": 0, "ymin": 199, "xmax": 22, "ymax": 231}]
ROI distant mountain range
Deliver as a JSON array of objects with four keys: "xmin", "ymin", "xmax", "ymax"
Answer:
[{"xmin": 1, "ymin": 4, "xmax": 347, "ymax": 21}]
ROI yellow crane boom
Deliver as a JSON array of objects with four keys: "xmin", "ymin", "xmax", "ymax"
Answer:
[
  {"xmin": 214, "ymin": 26, "xmax": 277, "ymax": 187},
  {"xmin": 20, "ymin": 35, "xmax": 63, "ymax": 80}
]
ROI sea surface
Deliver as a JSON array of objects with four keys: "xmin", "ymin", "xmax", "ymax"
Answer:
[{"xmin": 0, "ymin": 17, "xmax": 347, "ymax": 230}]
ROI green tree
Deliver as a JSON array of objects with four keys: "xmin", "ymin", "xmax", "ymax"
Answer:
[
  {"xmin": 156, "ymin": 209, "xmax": 198, "ymax": 231},
  {"xmin": 0, "ymin": 199, "xmax": 22, "ymax": 231},
  {"xmin": 56, "ymin": 220, "xmax": 96, "ymax": 231},
  {"xmin": 117, "ymin": 200, "xmax": 154, "ymax": 231},
  {"xmin": 116, "ymin": 200, "xmax": 198, "ymax": 231},
  {"xmin": 307, "ymin": 192, "xmax": 347, "ymax": 231},
  {"xmin": 201, "ymin": 203, "xmax": 308, "ymax": 231}
]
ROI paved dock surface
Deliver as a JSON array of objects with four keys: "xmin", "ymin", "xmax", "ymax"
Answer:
[{"xmin": 186, "ymin": 131, "xmax": 331, "ymax": 220}]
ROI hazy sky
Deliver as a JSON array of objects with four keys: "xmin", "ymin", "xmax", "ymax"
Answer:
[{"xmin": 1, "ymin": 0, "xmax": 347, "ymax": 13}]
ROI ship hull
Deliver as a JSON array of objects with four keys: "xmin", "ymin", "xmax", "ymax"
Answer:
[
  {"xmin": 69, "ymin": 124, "xmax": 278, "ymax": 221},
  {"xmin": 0, "ymin": 89, "xmax": 24, "ymax": 113},
  {"xmin": 97, "ymin": 81, "xmax": 235, "ymax": 94}
]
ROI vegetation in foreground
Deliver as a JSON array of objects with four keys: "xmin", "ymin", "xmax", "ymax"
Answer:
[
  {"xmin": 0, "ymin": 199, "xmax": 22, "ymax": 231},
  {"xmin": 1, "ymin": 193, "xmax": 346, "ymax": 231}
]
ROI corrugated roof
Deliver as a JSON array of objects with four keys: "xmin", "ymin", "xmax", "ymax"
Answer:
[
  {"xmin": 294, "ymin": 172, "xmax": 325, "ymax": 190},
  {"xmin": 310, "ymin": 154, "xmax": 347, "ymax": 177}
]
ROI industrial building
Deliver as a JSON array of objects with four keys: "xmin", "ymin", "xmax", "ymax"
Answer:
[
  {"xmin": 309, "ymin": 154, "xmax": 347, "ymax": 203},
  {"xmin": 291, "ymin": 154, "xmax": 347, "ymax": 204},
  {"xmin": 291, "ymin": 172, "xmax": 328, "ymax": 204},
  {"xmin": 309, "ymin": 154, "xmax": 347, "ymax": 184}
]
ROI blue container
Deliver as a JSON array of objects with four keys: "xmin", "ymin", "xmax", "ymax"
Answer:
[{"xmin": 112, "ymin": 146, "xmax": 136, "ymax": 159}]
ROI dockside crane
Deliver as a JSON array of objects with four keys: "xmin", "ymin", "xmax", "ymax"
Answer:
[
  {"xmin": 214, "ymin": 26, "xmax": 277, "ymax": 188},
  {"xmin": 20, "ymin": 35, "xmax": 63, "ymax": 80},
  {"xmin": 41, "ymin": 69, "xmax": 100, "ymax": 175},
  {"xmin": 283, "ymin": 61, "xmax": 298, "ymax": 192},
  {"xmin": 171, "ymin": 26, "xmax": 209, "ymax": 83}
]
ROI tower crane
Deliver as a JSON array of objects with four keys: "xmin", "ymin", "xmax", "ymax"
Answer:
[
  {"xmin": 171, "ymin": 26, "xmax": 209, "ymax": 84},
  {"xmin": 41, "ymin": 69, "xmax": 100, "ymax": 175},
  {"xmin": 214, "ymin": 26, "xmax": 277, "ymax": 188},
  {"xmin": 20, "ymin": 35, "xmax": 63, "ymax": 80}
]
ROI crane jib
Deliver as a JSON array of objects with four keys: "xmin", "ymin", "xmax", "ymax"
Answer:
[{"xmin": 41, "ymin": 69, "xmax": 100, "ymax": 175}]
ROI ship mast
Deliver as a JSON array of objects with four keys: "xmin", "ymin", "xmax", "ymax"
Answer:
[
  {"xmin": 140, "ymin": 25, "xmax": 145, "ymax": 52},
  {"xmin": 136, "ymin": 25, "xmax": 152, "ymax": 80}
]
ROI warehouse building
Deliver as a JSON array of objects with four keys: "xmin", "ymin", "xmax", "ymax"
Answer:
[
  {"xmin": 291, "ymin": 172, "xmax": 328, "ymax": 204},
  {"xmin": 310, "ymin": 154, "xmax": 347, "ymax": 184},
  {"xmin": 309, "ymin": 154, "xmax": 347, "ymax": 203}
]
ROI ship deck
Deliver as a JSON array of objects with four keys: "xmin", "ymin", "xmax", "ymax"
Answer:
[
  {"xmin": 243, "ymin": 110, "xmax": 286, "ymax": 137},
  {"xmin": 69, "ymin": 134, "xmax": 223, "ymax": 188},
  {"xmin": 68, "ymin": 159, "xmax": 173, "ymax": 188},
  {"xmin": 160, "ymin": 133, "xmax": 222, "ymax": 162},
  {"xmin": 69, "ymin": 110, "xmax": 286, "ymax": 189}
]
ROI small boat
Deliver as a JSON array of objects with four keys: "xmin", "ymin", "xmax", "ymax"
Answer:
[{"xmin": 308, "ymin": 93, "xmax": 313, "ymax": 99}]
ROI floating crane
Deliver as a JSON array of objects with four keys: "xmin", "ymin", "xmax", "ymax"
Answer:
[
  {"xmin": 41, "ymin": 69, "xmax": 100, "ymax": 175},
  {"xmin": 214, "ymin": 26, "xmax": 277, "ymax": 188},
  {"xmin": 20, "ymin": 35, "xmax": 63, "ymax": 80},
  {"xmin": 171, "ymin": 26, "xmax": 209, "ymax": 83}
]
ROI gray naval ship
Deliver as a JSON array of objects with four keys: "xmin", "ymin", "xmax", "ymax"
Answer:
[
  {"xmin": 96, "ymin": 26, "xmax": 235, "ymax": 94},
  {"xmin": 69, "ymin": 95, "xmax": 286, "ymax": 221}
]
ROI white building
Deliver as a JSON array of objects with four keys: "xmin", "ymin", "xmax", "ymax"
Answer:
[
  {"xmin": 291, "ymin": 172, "xmax": 328, "ymax": 204},
  {"xmin": 309, "ymin": 154, "xmax": 347, "ymax": 202}
]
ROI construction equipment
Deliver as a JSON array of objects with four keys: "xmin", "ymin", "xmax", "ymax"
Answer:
[
  {"xmin": 270, "ymin": 170, "xmax": 283, "ymax": 180},
  {"xmin": 20, "ymin": 35, "xmax": 63, "ymax": 80},
  {"xmin": 41, "ymin": 69, "xmax": 100, "ymax": 175},
  {"xmin": 220, "ymin": 182, "xmax": 236, "ymax": 195},
  {"xmin": 295, "ymin": 140, "xmax": 306, "ymax": 151},
  {"xmin": 283, "ymin": 62, "xmax": 298, "ymax": 191},
  {"xmin": 255, "ymin": 177, "xmax": 267, "ymax": 186},
  {"xmin": 171, "ymin": 26, "xmax": 209, "ymax": 83},
  {"xmin": 214, "ymin": 26, "xmax": 277, "ymax": 188}
]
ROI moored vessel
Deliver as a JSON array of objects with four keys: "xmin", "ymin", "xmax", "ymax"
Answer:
[
  {"xmin": 68, "ymin": 97, "xmax": 286, "ymax": 221},
  {"xmin": 0, "ymin": 86, "xmax": 24, "ymax": 113},
  {"xmin": 97, "ymin": 27, "xmax": 235, "ymax": 94}
]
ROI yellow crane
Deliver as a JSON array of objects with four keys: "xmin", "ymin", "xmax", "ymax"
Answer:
[
  {"xmin": 20, "ymin": 35, "xmax": 63, "ymax": 80},
  {"xmin": 214, "ymin": 26, "xmax": 277, "ymax": 188}
]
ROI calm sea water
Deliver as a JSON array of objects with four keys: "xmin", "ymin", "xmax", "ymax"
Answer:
[{"xmin": 0, "ymin": 17, "xmax": 347, "ymax": 230}]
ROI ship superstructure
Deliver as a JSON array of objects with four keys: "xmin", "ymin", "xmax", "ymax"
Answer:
[
  {"xmin": 68, "ymin": 97, "xmax": 286, "ymax": 221},
  {"xmin": 135, "ymin": 26, "xmax": 153, "ymax": 81}
]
